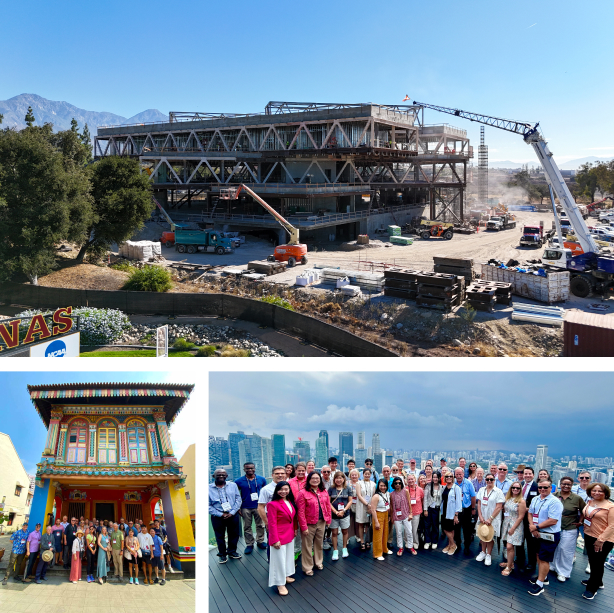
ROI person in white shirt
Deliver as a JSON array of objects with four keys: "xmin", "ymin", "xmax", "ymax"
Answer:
[
  {"xmin": 406, "ymin": 459, "xmax": 420, "ymax": 481},
  {"xmin": 495, "ymin": 464, "xmax": 512, "ymax": 495},
  {"xmin": 257, "ymin": 466, "xmax": 287, "ymax": 561},
  {"xmin": 137, "ymin": 525, "xmax": 154, "ymax": 585}
]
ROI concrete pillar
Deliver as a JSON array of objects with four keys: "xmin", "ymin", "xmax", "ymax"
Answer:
[
  {"xmin": 30, "ymin": 479, "xmax": 56, "ymax": 531},
  {"xmin": 160, "ymin": 481, "xmax": 196, "ymax": 576}
]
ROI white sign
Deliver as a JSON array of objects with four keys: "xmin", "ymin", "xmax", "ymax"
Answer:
[
  {"xmin": 29, "ymin": 332, "xmax": 80, "ymax": 357},
  {"xmin": 156, "ymin": 325, "xmax": 168, "ymax": 357}
]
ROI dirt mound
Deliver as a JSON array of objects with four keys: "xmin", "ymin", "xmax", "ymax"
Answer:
[
  {"xmin": 38, "ymin": 264, "xmax": 130, "ymax": 290},
  {"xmin": 340, "ymin": 240, "xmax": 385, "ymax": 251}
]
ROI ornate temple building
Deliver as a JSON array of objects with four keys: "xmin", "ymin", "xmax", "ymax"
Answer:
[{"xmin": 27, "ymin": 382, "xmax": 196, "ymax": 576}]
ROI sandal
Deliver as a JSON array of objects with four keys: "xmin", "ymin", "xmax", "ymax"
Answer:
[
  {"xmin": 305, "ymin": 570, "xmax": 314, "ymax": 576},
  {"xmin": 316, "ymin": 564, "xmax": 323, "ymax": 570},
  {"xmin": 360, "ymin": 544, "xmax": 366, "ymax": 551},
  {"xmin": 397, "ymin": 548, "xmax": 403, "ymax": 556},
  {"xmin": 501, "ymin": 567, "xmax": 513, "ymax": 576}
]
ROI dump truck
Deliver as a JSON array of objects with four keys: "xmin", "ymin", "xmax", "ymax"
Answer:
[
  {"xmin": 174, "ymin": 228, "xmax": 235, "ymax": 255},
  {"xmin": 486, "ymin": 214, "xmax": 516, "ymax": 231}
]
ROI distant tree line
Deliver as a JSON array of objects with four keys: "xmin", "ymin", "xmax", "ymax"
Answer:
[
  {"xmin": 0, "ymin": 107, "xmax": 153, "ymax": 284},
  {"xmin": 575, "ymin": 161, "xmax": 614, "ymax": 203}
]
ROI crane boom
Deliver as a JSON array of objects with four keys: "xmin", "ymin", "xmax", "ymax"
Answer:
[
  {"xmin": 412, "ymin": 100, "xmax": 600, "ymax": 255},
  {"xmin": 235, "ymin": 184, "xmax": 300, "ymax": 245},
  {"xmin": 153, "ymin": 195, "xmax": 176, "ymax": 230}
]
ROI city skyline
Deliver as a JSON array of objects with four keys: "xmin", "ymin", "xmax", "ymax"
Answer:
[{"xmin": 210, "ymin": 372, "xmax": 614, "ymax": 456}]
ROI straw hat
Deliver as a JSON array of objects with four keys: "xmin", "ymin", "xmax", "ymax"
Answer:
[
  {"xmin": 476, "ymin": 523, "xmax": 495, "ymax": 543},
  {"xmin": 76, "ymin": 528, "xmax": 84, "ymax": 536},
  {"xmin": 41, "ymin": 550, "xmax": 54, "ymax": 563}
]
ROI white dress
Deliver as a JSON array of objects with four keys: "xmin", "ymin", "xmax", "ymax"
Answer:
[
  {"xmin": 355, "ymin": 480, "xmax": 375, "ymax": 523},
  {"xmin": 476, "ymin": 487, "xmax": 506, "ymax": 535},
  {"xmin": 501, "ymin": 499, "xmax": 524, "ymax": 546},
  {"xmin": 268, "ymin": 500, "xmax": 296, "ymax": 588}
]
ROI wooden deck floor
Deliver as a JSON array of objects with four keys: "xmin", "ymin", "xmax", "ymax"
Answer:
[{"xmin": 209, "ymin": 535, "xmax": 614, "ymax": 613}]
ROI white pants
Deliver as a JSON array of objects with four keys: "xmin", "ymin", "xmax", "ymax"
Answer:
[
  {"xmin": 553, "ymin": 529, "xmax": 577, "ymax": 578},
  {"xmin": 394, "ymin": 519, "xmax": 414, "ymax": 549},
  {"xmin": 269, "ymin": 542, "xmax": 295, "ymax": 587},
  {"xmin": 410, "ymin": 514, "xmax": 420, "ymax": 546}
]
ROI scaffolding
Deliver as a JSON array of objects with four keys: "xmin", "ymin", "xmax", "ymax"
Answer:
[{"xmin": 478, "ymin": 126, "xmax": 488, "ymax": 206}]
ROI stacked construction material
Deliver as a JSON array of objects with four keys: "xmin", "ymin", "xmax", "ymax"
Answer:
[
  {"xmin": 389, "ymin": 235, "xmax": 413, "ymax": 246},
  {"xmin": 416, "ymin": 272, "xmax": 465, "ymax": 311},
  {"xmin": 465, "ymin": 284, "xmax": 496, "ymax": 312},
  {"xmin": 433, "ymin": 255, "xmax": 474, "ymax": 281},
  {"xmin": 320, "ymin": 268, "xmax": 385, "ymax": 292},
  {"xmin": 340, "ymin": 285, "xmax": 361, "ymax": 297},
  {"xmin": 357, "ymin": 235, "xmax": 370, "ymax": 245},
  {"xmin": 383, "ymin": 267, "xmax": 421, "ymax": 300},
  {"xmin": 512, "ymin": 303, "xmax": 565, "ymax": 327},
  {"xmin": 248, "ymin": 260, "xmax": 288, "ymax": 276},
  {"xmin": 118, "ymin": 240, "xmax": 162, "ymax": 261},
  {"xmin": 294, "ymin": 269, "xmax": 321, "ymax": 287},
  {"xmin": 470, "ymin": 280, "xmax": 513, "ymax": 306},
  {"xmin": 387, "ymin": 225, "xmax": 401, "ymax": 236}
]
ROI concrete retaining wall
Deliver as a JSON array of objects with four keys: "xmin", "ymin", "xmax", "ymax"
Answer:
[{"xmin": 1, "ymin": 283, "xmax": 397, "ymax": 357}]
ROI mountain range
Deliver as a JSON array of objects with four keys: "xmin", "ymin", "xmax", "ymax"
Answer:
[
  {"xmin": 0, "ymin": 93, "xmax": 167, "ymax": 134},
  {"xmin": 490, "ymin": 156, "xmax": 614, "ymax": 171}
]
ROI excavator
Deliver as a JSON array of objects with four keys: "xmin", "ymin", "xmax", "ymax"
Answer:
[
  {"xmin": 412, "ymin": 100, "xmax": 614, "ymax": 298},
  {"xmin": 227, "ymin": 184, "xmax": 308, "ymax": 266}
]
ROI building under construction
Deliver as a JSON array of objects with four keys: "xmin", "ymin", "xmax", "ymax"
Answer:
[{"xmin": 95, "ymin": 102, "xmax": 472, "ymax": 242}]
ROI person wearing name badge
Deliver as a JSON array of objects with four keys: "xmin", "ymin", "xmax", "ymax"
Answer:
[
  {"xmin": 440, "ymin": 473, "xmax": 462, "ymax": 555},
  {"xmin": 516, "ymin": 466, "xmax": 540, "ymax": 573},
  {"xmin": 96, "ymin": 526, "xmax": 110, "ymax": 584},
  {"xmin": 35, "ymin": 525, "xmax": 55, "ymax": 584},
  {"xmin": 235, "ymin": 462, "xmax": 268, "ymax": 555},
  {"xmin": 527, "ymin": 479, "xmax": 563, "ymax": 597},
  {"xmin": 258, "ymin": 466, "xmax": 289, "ymax": 562},
  {"xmin": 572, "ymin": 471, "xmax": 591, "ymax": 503},
  {"xmin": 495, "ymin": 464, "xmax": 512, "ymax": 495},
  {"xmin": 209, "ymin": 468, "xmax": 242, "ymax": 564},
  {"xmin": 69, "ymin": 528, "xmax": 85, "ymax": 584},
  {"xmin": 361, "ymin": 458, "xmax": 378, "ymax": 482},
  {"xmin": 475, "ymin": 474, "xmax": 505, "ymax": 566},
  {"xmin": 355, "ymin": 468, "xmax": 375, "ymax": 551},
  {"xmin": 124, "ymin": 530, "xmax": 140, "ymax": 585},
  {"xmin": 370, "ymin": 479, "xmax": 393, "ymax": 560},
  {"xmin": 2, "ymin": 521, "xmax": 29, "ymax": 584},
  {"xmin": 85, "ymin": 525, "xmax": 97, "ymax": 583},
  {"xmin": 328, "ymin": 471, "xmax": 353, "ymax": 560},
  {"xmin": 109, "ymin": 522, "xmax": 125, "ymax": 582},
  {"xmin": 347, "ymin": 469, "xmax": 360, "ymax": 545},
  {"xmin": 24, "ymin": 522, "xmax": 42, "ymax": 581},
  {"xmin": 580, "ymin": 483, "xmax": 614, "ymax": 600},
  {"xmin": 296, "ymin": 471, "xmax": 331, "ymax": 575},
  {"xmin": 287, "ymin": 462, "xmax": 308, "ymax": 559},
  {"xmin": 406, "ymin": 473, "xmax": 424, "ymax": 552},
  {"xmin": 267, "ymin": 481, "xmax": 298, "ymax": 596},
  {"xmin": 500, "ymin": 482, "xmax": 526, "ymax": 576},
  {"xmin": 423, "ymin": 472, "xmax": 442, "ymax": 550},
  {"xmin": 138, "ymin": 524, "xmax": 155, "ymax": 585},
  {"xmin": 390, "ymin": 477, "xmax": 415, "ymax": 556},
  {"xmin": 454, "ymin": 467, "xmax": 477, "ymax": 556}
]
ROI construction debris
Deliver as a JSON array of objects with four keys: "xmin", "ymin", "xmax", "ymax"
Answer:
[
  {"xmin": 357, "ymin": 235, "xmax": 370, "ymax": 245},
  {"xmin": 247, "ymin": 260, "xmax": 288, "ymax": 276},
  {"xmin": 320, "ymin": 268, "xmax": 385, "ymax": 292}
]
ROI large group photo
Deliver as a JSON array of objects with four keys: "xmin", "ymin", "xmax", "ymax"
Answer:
[{"xmin": 209, "ymin": 371, "xmax": 614, "ymax": 613}]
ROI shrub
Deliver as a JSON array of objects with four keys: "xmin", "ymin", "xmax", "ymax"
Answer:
[
  {"xmin": 196, "ymin": 345, "xmax": 216, "ymax": 357},
  {"xmin": 16, "ymin": 307, "xmax": 131, "ymax": 345},
  {"xmin": 219, "ymin": 344, "xmax": 251, "ymax": 357},
  {"xmin": 260, "ymin": 295, "xmax": 294, "ymax": 310},
  {"xmin": 172, "ymin": 338, "xmax": 196, "ymax": 351},
  {"xmin": 123, "ymin": 265, "xmax": 172, "ymax": 292},
  {"xmin": 110, "ymin": 260, "xmax": 135, "ymax": 272}
]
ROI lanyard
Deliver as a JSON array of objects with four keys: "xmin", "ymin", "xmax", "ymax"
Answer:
[
  {"xmin": 533, "ymin": 497, "xmax": 549, "ymax": 518},
  {"xmin": 247, "ymin": 477, "xmax": 261, "ymax": 494},
  {"xmin": 216, "ymin": 484, "xmax": 229, "ymax": 504},
  {"xmin": 482, "ymin": 488, "xmax": 495, "ymax": 503},
  {"xmin": 409, "ymin": 486, "xmax": 417, "ymax": 499},
  {"xmin": 585, "ymin": 503, "xmax": 606, "ymax": 519}
]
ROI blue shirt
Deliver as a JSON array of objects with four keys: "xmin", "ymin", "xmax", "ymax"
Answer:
[
  {"xmin": 360, "ymin": 469, "xmax": 379, "ymax": 482},
  {"xmin": 10, "ymin": 528, "xmax": 29, "ymax": 554},
  {"xmin": 495, "ymin": 477, "xmax": 511, "ymax": 495},
  {"xmin": 529, "ymin": 493, "xmax": 563, "ymax": 533},
  {"xmin": 234, "ymin": 474, "xmax": 267, "ymax": 510},
  {"xmin": 209, "ymin": 482, "xmax": 242, "ymax": 517},
  {"xmin": 456, "ymin": 478, "xmax": 476, "ymax": 508},
  {"xmin": 125, "ymin": 526, "xmax": 140, "ymax": 538},
  {"xmin": 152, "ymin": 534, "xmax": 164, "ymax": 557}
]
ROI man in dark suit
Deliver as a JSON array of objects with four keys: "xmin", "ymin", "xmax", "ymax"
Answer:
[{"xmin": 517, "ymin": 466, "xmax": 539, "ymax": 572}]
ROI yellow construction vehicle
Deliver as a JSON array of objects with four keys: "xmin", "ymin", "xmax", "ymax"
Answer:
[{"xmin": 419, "ymin": 220, "xmax": 454, "ymax": 240}]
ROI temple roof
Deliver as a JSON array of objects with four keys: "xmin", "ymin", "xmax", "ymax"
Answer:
[{"xmin": 28, "ymin": 382, "xmax": 194, "ymax": 428}]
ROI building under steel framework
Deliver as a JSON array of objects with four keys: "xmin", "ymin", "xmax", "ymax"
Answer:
[{"xmin": 95, "ymin": 102, "xmax": 472, "ymax": 242}]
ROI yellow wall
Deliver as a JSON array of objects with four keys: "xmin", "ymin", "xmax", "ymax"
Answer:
[
  {"xmin": 178, "ymin": 444, "xmax": 195, "ymax": 520},
  {"xmin": 168, "ymin": 483, "xmax": 195, "ymax": 547}
]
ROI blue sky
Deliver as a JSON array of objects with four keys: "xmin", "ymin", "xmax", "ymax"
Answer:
[
  {"xmin": 0, "ymin": 372, "xmax": 200, "ymax": 474},
  {"xmin": 210, "ymin": 371, "xmax": 613, "ymax": 456},
  {"xmin": 1, "ymin": 0, "xmax": 612, "ymax": 162}
]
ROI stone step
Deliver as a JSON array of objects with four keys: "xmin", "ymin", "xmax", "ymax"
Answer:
[{"xmin": 20, "ymin": 565, "xmax": 184, "ymax": 581}]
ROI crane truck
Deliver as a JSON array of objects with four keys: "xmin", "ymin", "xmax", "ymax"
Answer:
[
  {"xmin": 228, "ymin": 184, "xmax": 308, "ymax": 266},
  {"xmin": 412, "ymin": 101, "xmax": 614, "ymax": 298}
]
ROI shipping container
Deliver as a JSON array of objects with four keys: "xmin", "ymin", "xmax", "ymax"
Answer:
[{"xmin": 563, "ymin": 311, "xmax": 614, "ymax": 356}]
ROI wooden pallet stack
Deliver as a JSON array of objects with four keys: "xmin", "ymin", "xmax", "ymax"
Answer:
[
  {"xmin": 471, "ymin": 280, "xmax": 513, "ymax": 305},
  {"xmin": 433, "ymin": 255, "xmax": 474, "ymax": 281},
  {"xmin": 383, "ymin": 268, "xmax": 421, "ymax": 300},
  {"xmin": 465, "ymin": 280, "xmax": 513, "ymax": 312},
  {"xmin": 247, "ymin": 260, "xmax": 288, "ymax": 276}
]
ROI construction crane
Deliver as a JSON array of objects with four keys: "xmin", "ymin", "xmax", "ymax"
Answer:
[
  {"xmin": 152, "ymin": 195, "xmax": 180, "ymax": 247},
  {"xmin": 412, "ymin": 101, "xmax": 614, "ymax": 298},
  {"xmin": 228, "ymin": 184, "xmax": 308, "ymax": 266}
]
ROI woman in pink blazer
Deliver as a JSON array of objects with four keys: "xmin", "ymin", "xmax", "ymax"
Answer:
[
  {"xmin": 267, "ymin": 481, "xmax": 298, "ymax": 596},
  {"xmin": 296, "ymin": 471, "xmax": 332, "ymax": 575}
]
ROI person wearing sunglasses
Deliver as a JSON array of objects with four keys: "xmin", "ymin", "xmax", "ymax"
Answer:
[
  {"xmin": 466, "ymin": 462, "xmax": 478, "ymax": 482},
  {"xmin": 361, "ymin": 459, "xmax": 379, "ymax": 482},
  {"xmin": 572, "ymin": 471, "xmax": 593, "ymax": 573},
  {"xmin": 320, "ymin": 466, "xmax": 334, "ymax": 550},
  {"xmin": 527, "ymin": 479, "xmax": 563, "ymax": 597},
  {"xmin": 495, "ymin": 464, "xmax": 512, "ymax": 495},
  {"xmin": 552, "ymin": 476, "xmax": 586, "ymax": 583},
  {"xmin": 476, "ymin": 475, "xmax": 505, "ymax": 566},
  {"xmin": 500, "ymin": 482, "xmax": 526, "ymax": 576},
  {"xmin": 441, "ymin": 474, "xmax": 462, "ymax": 555},
  {"xmin": 516, "ymin": 466, "xmax": 539, "ymax": 573},
  {"xmin": 580, "ymin": 482, "xmax": 614, "ymax": 600}
]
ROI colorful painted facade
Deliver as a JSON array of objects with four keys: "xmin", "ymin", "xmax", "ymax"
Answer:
[{"xmin": 27, "ymin": 382, "xmax": 196, "ymax": 576}]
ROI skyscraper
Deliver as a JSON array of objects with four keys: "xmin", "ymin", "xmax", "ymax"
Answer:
[
  {"xmin": 357, "ymin": 432, "xmax": 365, "ymax": 449},
  {"xmin": 535, "ymin": 444, "xmax": 548, "ymax": 472},
  {"xmin": 228, "ymin": 431, "xmax": 246, "ymax": 480},
  {"xmin": 318, "ymin": 430, "xmax": 329, "ymax": 458},
  {"xmin": 355, "ymin": 448, "xmax": 367, "ymax": 467},
  {"xmin": 339, "ymin": 432, "xmax": 354, "ymax": 470},
  {"xmin": 271, "ymin": 434, "xmax": 286, "ymax": 467},
  {"xmin": 293, "ymin": 440, "xmax": 311, "ymax": 463},
  {"xmin": 209, "ymin": 435, "xmax": 231, "ymax": 480},
  {"xmin": 316, "ymin": 436, "xmax": 328, "ymax": 468},
  {"xmin": 238, "ymin": 434, "xmax": 273, "ymax": 479},
  {"xmin": 372, "ymin": 433, "xmax": 381, "ymax": 456}
]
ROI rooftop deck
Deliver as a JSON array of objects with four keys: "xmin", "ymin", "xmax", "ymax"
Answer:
[{"xmin": 209, "ymin": 536, "xmax": 613, "ymax": 613}]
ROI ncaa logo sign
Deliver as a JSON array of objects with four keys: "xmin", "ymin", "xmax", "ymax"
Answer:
[{"xmin": 45, "ymin": 339, "xmax": 67, "ymax": 357}]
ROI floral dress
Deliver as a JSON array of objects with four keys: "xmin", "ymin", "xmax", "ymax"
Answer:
[
  {"xmin": 356, "ymin": 480, "xmax": 375, "ymax": 523},
  {"xmin": 501, "ymin": 499, "xmax": 524, "ymax": 546}
]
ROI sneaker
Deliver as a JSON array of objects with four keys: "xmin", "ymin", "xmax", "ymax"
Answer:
[
  {"xmin": 36, "ymin": 580, "xmax": 42, "ymax": 584},
  {"xmin": 582, "ymin": 579, "xmax": 604, "ymax": 589},
  {"xmin": 257, "ymin": 542, "xmax": 267, "ymax": 550},
  {"xmin": 582, "ymin": 590, "xmax": 595, "ymax": 600},
  {"xmin": 376, "ymin": 556, "xmax": 385, "ymax": 561},
  {"xmin": 342, "ymin": 548, "xmax": 349, "ymax": 558},
  {"xmin": 586, "ymin": 563, "xmax": 591, "ymax": 573},
  {"xmin": 528, "ymin": 584, "xmax": 544, "ymax": 596},
  {"xmin": 485, "ymin": 555, "xmax": 492, "ymax": 566},
  {"xmin": 244, "ymin": 545, "xmax": 254, "ymax": 555},
  {"xmin": 323, "ymin": 541, "xmax": 331, "ymax": 550},
  {"xmin": 154, "ymin": 577, "xmax": 159, "ymax": 584},
  {"xmin": 424, "ymin": 543, "xmax": 431, "ymax": 550},
  {"xmin": 605, "ymin": 562, "xmax": 614, "ymax": 571},
  {"xmin": 557, "ymin": 575, "xmax": 566, "ymax": 582},
  {"xmin": 386, "ymin": 549, "xmax": 394, "ymax": 555},
  {"xmin": 228, "ymin": 552, "xmax": 242, "ymax": 560},
  {"xmin": 476, "ymin": 551, "xmax": 487, "ymax": 562},
  {"xmin": 160, "ymin": 579, "xmax": 166, "ymax": 585},
  {"xmin": 529, "ymin": 576, "xmax": 549, "ymax": 586},
  {"xmin": 218, "ymin": 556, "xmax": 228, "ymax": 564},
  {"xmin": 129, "ymin": 577, "xmax": 133, "ymax": 584},
  {"xmin": 135, "ymin": 578, "xmax": 139, "ymax": 585},
  {"xmin": 332, "ymin": 550, "xmax": 339, "ymax": 561},
  {"xmin": 431, "ymin": 544, "xmax": 437, "ymax": 550},
  {"xmin": 2, "ymin": 579, "xmax": 6, "ymax": 586}
]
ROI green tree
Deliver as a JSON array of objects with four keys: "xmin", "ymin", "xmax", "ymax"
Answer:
[
  {"xmin": 0, "ymin": 127, "xmax": 93, "ymax": 284},
  {"xmin": 75, "ymin": 156, "xmax": 153, "ymax": 261},
  {"xmin": 25, "ymin": 105, "xmax": 35, "ymax": 127},
  {"xmin": 70, "ymin": 117, "xmax": 79, "ymax": 132},
  {"xmin": 0, "ymin": 113, "xmax": 3, "ymax": 124},
  {"xmin": 81, "ymin": 123, "xmax": 91, "ymax": 148},
  {"xmin": 575, "ymin": 163, "xmax": 599, "ymax": 202}
]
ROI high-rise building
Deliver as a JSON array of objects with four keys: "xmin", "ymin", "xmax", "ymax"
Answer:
[
  {"xmin": 271, "ymin": 434, "xmax": 286, "ymax": 467},
  {"xmin": 209, "ymin": 436, "xmax": 231, "ymax": 480},
  {"xmin": 372, "ymin": 433, "xmax": 381, "ymax": 456},
  {"xmin": 228, "ymin": 431, "xmax": 246, "ymax": 479},
  {"xmin": 238, "ymin": 434, "xmax": 273, "ymax": 479},
  {"xmin": 357, "ymin": 432, "xmax": 365, "ymax": 449},
  {"xmin": 374, "ymin": 451, "xmax": 384, "ymax": 474},
  {"xmin": 355, "ymin": 448, "xmax": 367, "ymax": 467},
  {"xmin": 339, "ymin": 432, "xmax": 354, "ymax": 470},
  {"xmin": 592, "ymin": 471, "xmax": 607, "ymax": 484},
  {"xmin": 318, "ymin": 430, "xmax": 329, "ymax": 458},
  {"xmin": 535, "ymin": 445, "xmax": 548, "ymax": 472},
  {"xmin": 385, "ymin": 451, "xmax": 394, "ymax": 468},
  {"xmin": 316, "ymin": 436, "xmax": 328, "ymax": 468},
  {"xmin": 293, "ymin": 440, "xmax": 311, "ymax": 463}
]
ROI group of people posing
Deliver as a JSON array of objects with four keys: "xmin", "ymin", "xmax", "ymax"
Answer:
[
  {"xmin": 3, "ymin": 515, "xmax": 174, "ymax": 587},
  {"xmin": 209, "ymin": 456, "xmax": 614, "ymax": 602}
]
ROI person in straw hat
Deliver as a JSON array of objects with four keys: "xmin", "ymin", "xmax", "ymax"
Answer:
[
  {"xmin": 35, "ymin": 525, "xmax": 56, "ymax": 584},
  {"xmin": 70, "ymin": 528, "xmax": 85, "ymax": 583},
  {"xmin": 475, "ymin": 473, "xmax": 505, "ymax": 566}
]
